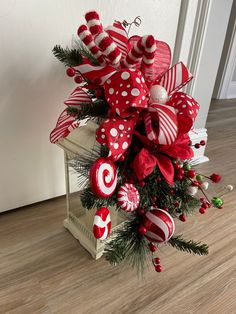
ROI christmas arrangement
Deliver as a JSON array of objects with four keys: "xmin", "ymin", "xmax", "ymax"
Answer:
[{"xmin": 50, "ymin": 11, "xmax": 232, "ymax": 273}]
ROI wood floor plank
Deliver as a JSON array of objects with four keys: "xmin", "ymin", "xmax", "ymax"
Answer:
[{"xmin": 0, "ymin": 99, "xmax": 236, "ymax": 313}]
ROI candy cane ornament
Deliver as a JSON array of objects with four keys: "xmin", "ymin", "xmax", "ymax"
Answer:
[
  {"xmin": 77, "ymin": 24, "xmax": 105, "ymax": 65},
  {"xmin": 90, "ymin": 158, "xmax": 117, "ymax": 198},
  {"xmin": 123, "ymin": 35, "xmax": 156, "ymax": 69},
  {"xmin": 85, "ymin": 11, "xmax": 122, "ymax": 66},
  {"xmin": 93, "ymin": 207, "xmax": 111, "ymax": 240}
]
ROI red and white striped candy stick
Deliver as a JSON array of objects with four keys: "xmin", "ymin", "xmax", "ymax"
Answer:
[
  {"xmin": 77, "ymin": 24, "xmax": 105, "ymax": 65},
  {"xmin": 141, "ymin": 35, "xmax": 156, "ymax": 67},
  {"xmin": 85, "ymin": 11, "xmax": 122, "ymax": 66},
  {"xmin": 123, "ymin": 37, "xmax": 144, "ymax": 68},
  {"xmin": 123, "ymin": 35, "xmax": 156, "ymax": 69}
]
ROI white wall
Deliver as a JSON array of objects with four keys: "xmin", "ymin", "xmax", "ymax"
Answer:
[
  {"xmin": 187, "ymin": 0, "xmax": 233, "ymax": 130},
  {"xmin": 0, "ymin": 0, "xmax": 181, "ymax": 212},
  {"xmin": 213, "ymin": 0, "xmax": 236, "ymax": 99}
]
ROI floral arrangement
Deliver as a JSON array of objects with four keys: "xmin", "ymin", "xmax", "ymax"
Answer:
[{"xmin": 50, "ymin": 11, "xmax": 232, "ymax": 273}]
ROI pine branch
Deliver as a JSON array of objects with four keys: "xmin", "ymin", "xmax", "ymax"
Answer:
[
  {"xmin": 80, "ymin": 187, "xmax": 118, "ymax": 209},
  {"xmin": 104, "ymin": 219, "xmax": 151, "ymax": 273},
  {"xmin": 52, "ymin": 45, "xmax": 82, "ymax": 67},
  {"xmin": 66, "ymin": 99, "xmax": 109, "ymax": 120},
  {"xmin": 168, "ymin": 235, "xmax": 209, "ymax": 255},
  {"xmin": 74, "ymin": 39, "xmax": 100, "ymax": 66}
]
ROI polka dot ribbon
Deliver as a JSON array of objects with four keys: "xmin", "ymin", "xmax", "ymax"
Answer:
[{"xmin": 96, "ymin": 116, "xmax": 137, "ymax": 162}]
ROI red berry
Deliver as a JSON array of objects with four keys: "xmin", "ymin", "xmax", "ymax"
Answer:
[
  {"xmin": 155, "ymin": 176, "xmax": 162, "ymax": 183},
  {"xmin": 95, "ymin": 89, "xmax": 103, "ymax": 98},
  {"xmin": 194, "ymin": 143, "xmax": 201, "ymax": 149},
  {"xmin": 154, "ymin": 257, "xmax": 160, "ymax": 264},
  {"xmin": 118, "ymin": 155, "xmax": 125, "ymax": 162},
  {"xmin": 192, "ymin": 181, "xmax": 200, "ymax": 186},
  {"xmin": 187, "ymin": 170, "xmax": 196, "ymax": 178},
  {"xmin": 200, "ymin": 140, "xmax": 206, "ymax": 146},
  {"xmin": 152, "ymin": 196, "xmax": 157, "ymax": 202},
  {"xmin": 200, "ymin": 197, "xmax": 205, "ymax": 203},
  {"xmin": 174, "ymin": 163, "xmax": 181, "ymax": 170},
  {"xmin": 138, "ymin": 181, "xmax": 145, "ymax": 187},
  {"xmin": 138, "ymin": 225, "xmax": 147, "ymax": 235},
  {"xmin": 163, "ymin": 207, "xmax": 169, "ymax": 212},
  {"xmin": 66, "ymin": 67, "xmax": 76, "ymax": 77},
  {"xmin": 143, "ymin": 218, "xmax": 152, "ymax": 230},
  {"xmin": 201, "ymin": 203, "xmax": 208, "ymax": 209},
  {"xmin": 176, "ymin": 173, "xmax": 184, "ymax": 181},
  {"xmin": 199, "ymin": 207, "xmax": 206, "ymax": 214},
  {"xmin": 138, "ymin": 208, "xmax": 145, "ymax": 216},
  {"xmin": 169, "ymin": 189, "xmax": 175, "ymax": 195},
  {"xmin": 149, "ymin": 243, "xmax": 157, "ymax": 252},
  {"xmin": 174, "ymin": 201, "xmax": 180, "ymax": 207},
  {"xmin": 179, "ymin": 214, "xmax": 187, "ymax": 222},
  {"xmin": 178, "ymin": 168, "xmax": 185, "ymax": 176},
  {"xmin": 155, "ymin": 264, "xmax": 162, "ymax": 272},
  {"xmin": 210, "ymin": 173, "xmax": 221, "ymax": 183},
  {"xmin": 74, "ymin": 75, "xmax": 83, "ymax": 83}
]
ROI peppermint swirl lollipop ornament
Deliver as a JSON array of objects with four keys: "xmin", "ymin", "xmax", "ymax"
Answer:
[
  {"xmin": 90, "ymin": 158, "xmax": 117, "ymax": 198},
  {"xmin": 117, "ymin": 183, "xmax": 140, "ymax": 212}
]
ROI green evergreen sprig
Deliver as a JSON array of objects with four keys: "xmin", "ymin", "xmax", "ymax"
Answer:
[
  {"xmin": 52, "ymin": 45, "xmax": 83, "ymax": 67},
  {"xmin": 168, "ymin": 235, "xmax": 209, "ymax": 255},
  {"xmin": 66, "ymin": 99, "xmax": 109, "ymax": 120},
  {"xmin": 104, "ymin": 219, "xmax": 152, "ymax": 273}
]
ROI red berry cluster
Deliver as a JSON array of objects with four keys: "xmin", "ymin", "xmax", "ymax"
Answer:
[
  {"xmin": 149, "ymin": 243, "xmax": 162, "ymax": 272},
  {"xmin": 174, "ymin": 163, "xmax": 185, "ymax": 180},
  {"xmin": 199, "ymin": 198, "xmax": 211, "ymax": 214},
  {"xmin": 194, "ymin": 140, "xmax": 206, "ymax": 149}
]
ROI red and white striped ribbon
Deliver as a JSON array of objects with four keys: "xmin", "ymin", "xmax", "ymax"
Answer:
[
  {"xmin": 157, "ymin": 62, "xmax": 193, "ymax": 96},
  {"xmin": 105, "ymin": 22, "xmax": 128, "ymax": 61},
  {"xmin": 64, "ymin": 86, "xmax": 91, "ymax": 107},
  {"xmin": 145, "ymin": 103, "xmax": 178, "ymax": 145},
  {"xmin": 75, "ymin": 59, "xmax": 117, "ymax": 85},
  {"xmin": 50, "ymin": 109, "xmax": 80, "ymax": 143}
]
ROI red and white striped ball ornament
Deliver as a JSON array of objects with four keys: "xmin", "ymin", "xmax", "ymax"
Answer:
[
  {"xmin": 93, "ymin": 207, "xmax": 111, "ymax": 240},
  {"xmin": 117, "ymin": 183, "xmax": 140, "ymax": 212},
  {"xmin": 143, "ymin": 209, "xmax": 175, "ymax": 243},
  {"xmin": 90, "ymin": 158, "xmax": 117, "ymax": 198}
]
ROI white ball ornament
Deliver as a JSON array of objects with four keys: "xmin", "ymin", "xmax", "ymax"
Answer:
[
  {"xmin": 186, "ymin": 185, "xmax": 198, "ymax": 196},
  {"xmin": 201, "ymin": 181, "xmax": 209, "ymax": 190},
  {"xmin": 226, "ymin": 184, "xmax": 233, "ymax": 192},
  {"xmin": 149, "ymin": 84, "xmax": 169, "ymax": 104}
]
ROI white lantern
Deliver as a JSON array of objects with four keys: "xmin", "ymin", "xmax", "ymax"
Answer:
[{"xmin": 56, "ymin": 120, "xmax": 123, "ymax": 259}]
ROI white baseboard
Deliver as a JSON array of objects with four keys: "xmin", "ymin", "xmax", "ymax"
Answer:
[{"xmin": 189, "ymin": 128, "xmax": 209, "ymax": 165}]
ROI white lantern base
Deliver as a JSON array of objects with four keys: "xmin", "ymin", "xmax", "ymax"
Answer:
[
  {"xmin": 63, "ymin": 207, "xmax": 123, "ymax": 260},
  {"xmin": 64, "ymin": 215, "xmax": 104, "ymax": 260}
]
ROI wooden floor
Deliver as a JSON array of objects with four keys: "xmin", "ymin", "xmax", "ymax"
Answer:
[{"xmin": 0, "ymin": 99, "xmax": 236, "ymax": 314}]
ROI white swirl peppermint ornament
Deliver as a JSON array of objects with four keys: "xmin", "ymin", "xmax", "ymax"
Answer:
[
  {"xmin": 90, "ymin": 158, "xmax": 117, "ymax": 198},
  {"xmin": 117, "ymin": 183, "xmax": 140, "ymax": 212}
]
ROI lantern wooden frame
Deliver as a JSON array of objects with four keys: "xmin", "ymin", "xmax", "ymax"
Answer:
[{"xmin": 56, "ymin": 120, "xmax": 123, "ymax": 259}]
